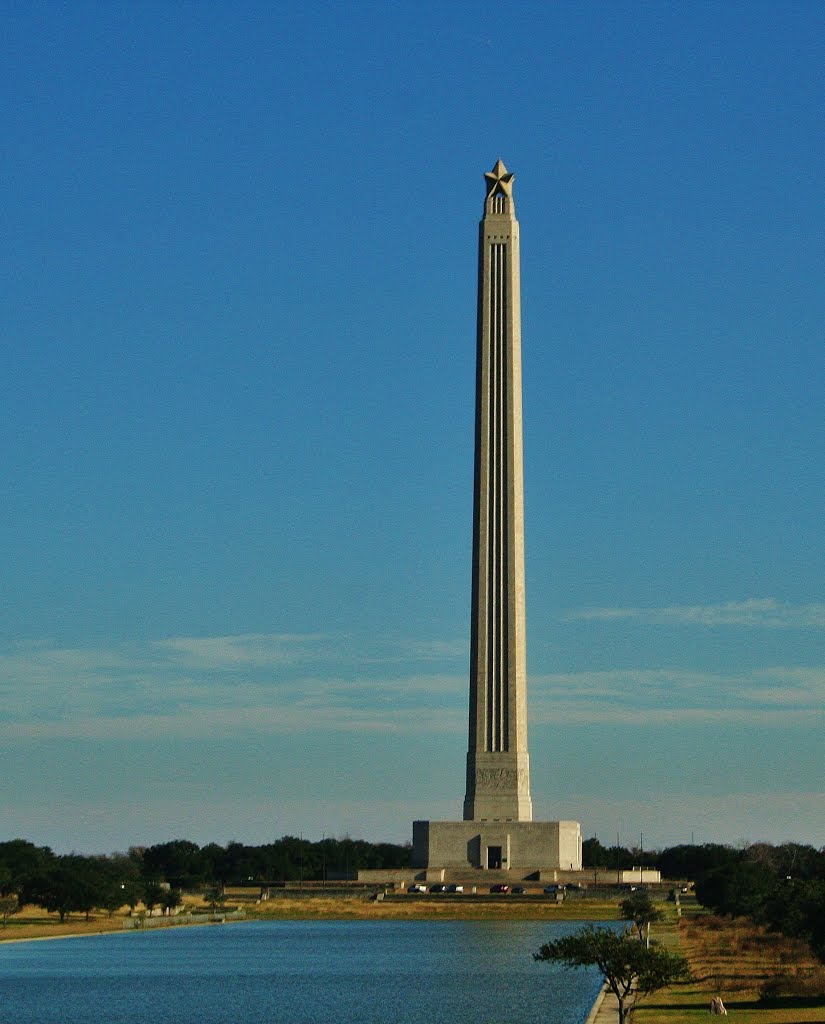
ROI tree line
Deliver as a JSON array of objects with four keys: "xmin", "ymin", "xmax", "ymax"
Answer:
[
  {"xmin": 585, "ymin": 836, "xmax": 825, "ymax": 877},
  {"xmin": 689, "ymin": 842, "xmax": 825, "ymax": 962},
  {"xmin": 585, "ymin": 837, "xmax": 825, "ymax": 964},
  {"xmin": 0, "ymin": 835, "xmax": 411, "ymax": 923},
  {"xmin": 4, "ymin": 833, "xmax": 825, "ymax": 955}
]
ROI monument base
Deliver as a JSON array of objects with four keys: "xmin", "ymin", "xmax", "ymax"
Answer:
[{"xmin": 412, "ymin": 819, "xmax": 582, "ymax": 872}]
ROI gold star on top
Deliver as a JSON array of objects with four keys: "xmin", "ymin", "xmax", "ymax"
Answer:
[{"xmin": 484, "ymin": 158, "xmax": 514, "ymax": 198}]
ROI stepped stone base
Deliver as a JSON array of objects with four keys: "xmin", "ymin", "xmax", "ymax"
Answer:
[
  {"xmin": 412, "ymin": 819, "xmax": 582, "ymax": 872},
  {"xmin": 356, "ymin": 866, "xmax": 662, "ymax": 886}
]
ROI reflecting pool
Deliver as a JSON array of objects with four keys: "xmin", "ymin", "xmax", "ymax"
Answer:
[{"xmin": 0, "ymin": 919, "xmax": 606, "ymax": 1023}]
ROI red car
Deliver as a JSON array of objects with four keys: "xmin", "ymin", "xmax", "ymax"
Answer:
[{"xmin": 490, "ymin": 884, "xmax": 510, "ymax": 893}]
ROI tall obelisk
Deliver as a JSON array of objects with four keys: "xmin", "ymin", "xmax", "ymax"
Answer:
[
  {"xmin": 407, "ymin": 162, "xmax": 581, "ymax": 875},
  {"xmin": 463, "ymin": 159, "xmax": 533, "ymax": 822}
]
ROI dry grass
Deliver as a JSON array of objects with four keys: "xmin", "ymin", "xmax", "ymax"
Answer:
[
  {"xmin": 0, "ymin": 893, "xmax": 622, "ymax": 942},
  {"xmin": 0, "ymin": 910, "xmax": 128, "ymax": 944},
  {"xmin": 247, "ymin": 894, "xmax": 623, "ymax": 922},
  {"xmin": 0, "ymin": 901, "xmax": 206, "ymax": 944},
  {"xmin": 636, "ymin": 908, "xmax": 825, "ymax": 1024}
]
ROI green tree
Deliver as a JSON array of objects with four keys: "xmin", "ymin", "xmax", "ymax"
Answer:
[
  {"xmin": 657, "ymin": 843, "xmax": 740, "ymax": 881},
  {"xmin": 98, "ymin": 886, "xmax": 126, "ymax": 917},
  {"xmin": 694, "ymin": 860, "xmax": 774, "ymax": 918},
  {"xmin": 0, "ymin": 894, "xmax": 20, "ymax": 926},
  {"xmin": 201, "ymin": 842, "xmax": 229, "ymax": 884},
  {"xmin": 203, "ymin": 884, "xmax": 225, "ymax": 911},
  {"xmin": 21, "ymin": 856, "xmax": 101, "ymax": 923},
  {"xmin": 582, "ymin": 836, "xmax": 616, "ymax": 869},
  {"xmin": 620, "ymin": 891, "xmax": 662, "ymax": 946},
  {"xmin": 142, "ymin": 840, "xmax": 206, "ymax": 889},
  {"xmin": 161, "ymin": 889, "xmax": 182, "ymax": 916},
  {"xmin": 771, "ymin": 842, "xmax": 823, "ymax": 881},
  {"xmin": 142, "ymin": 882, "xmax": 165, "ymax": 916},
  {"xmin": 97, "ymin": 853, "xmax": 143, "ymax": 917},
  {"xmin": 534, "ymin": 926, "xmax": 691, "ymax": 1024},
  {"xmin": 761, "ymin": 878, "xmax": 825, "ymax": 963},
  {"xmin": 0, "ymin": 839, "xmax": 55, "ymax": 892}
]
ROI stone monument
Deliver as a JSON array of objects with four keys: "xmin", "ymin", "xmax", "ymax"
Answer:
[{"xmin": 412, "ymin": 161, "xmax": 582, "ymax": 875}]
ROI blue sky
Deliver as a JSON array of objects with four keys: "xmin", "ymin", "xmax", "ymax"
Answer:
[{"xmin": 2, "ymin": 1, "xmax": 824, "ymax": 854}]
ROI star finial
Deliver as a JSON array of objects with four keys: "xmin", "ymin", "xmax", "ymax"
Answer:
[{"xmin": 484, "ymin": 158, "xmax": 514, "ymax": 198}]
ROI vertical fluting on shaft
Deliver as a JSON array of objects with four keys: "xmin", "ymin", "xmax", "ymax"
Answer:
[
  {"xmin": 486, "ymin": 242, "xmax": 509, "ymax": 754},
  {"xmin": 464, "ymin": 161, "xmax": 532, "ymax": 823}
]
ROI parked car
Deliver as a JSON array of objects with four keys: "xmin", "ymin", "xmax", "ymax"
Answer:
[
  {"xmin": 429, "ymin": 884, "xmax": 447, "ymax": 893},
  {"xmin": 490, "ymin": 884, "xmax": 510, "ymax": 893},
  {"xmin": 407, "ymin": 884, "xmax": 427, "ymax": 893},
  {"xmin": 447, "ymin": 884, "xmax": 464, "ymax": 893},
  {"xmin": 511, "ymin": 886, "xmax": 527, "ymax": 894},
  {"xmin": 543, "ymin": 884, "xmax": 564, "ymax": 894}
]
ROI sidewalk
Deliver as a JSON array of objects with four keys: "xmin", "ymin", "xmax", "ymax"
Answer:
[{"xmin": 584, "ymin": 983, "xmax": 620, "ymax": 1024}]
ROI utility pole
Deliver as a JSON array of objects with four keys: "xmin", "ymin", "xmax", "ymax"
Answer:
[{"xmin": 640, "ymin": 831, "xmax": 644, "ymax": 884}]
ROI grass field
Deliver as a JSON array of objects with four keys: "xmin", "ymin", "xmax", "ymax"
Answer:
[
  {"xmin": 0, "ymin": 909, "xmax": 127, "ymax": 943},
  {"xmin": 637, "ymin": 898, "xmax": 825, "ymax": 1024},
  {"xmin": 0, "ymin": 893, "xmax": 623, "ymax": 940},
  {"xmin": 248, "ymin": 893, "xmax": 623, "ymax": 921}
]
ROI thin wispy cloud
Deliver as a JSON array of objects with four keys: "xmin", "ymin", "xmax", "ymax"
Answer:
[
  {"xmin": 3, "ymin": 630, "xmax": 825, "ymax": 741},
  {"xmin": 11, "ymin": 703, "xmax": 463, "ymax": 741},
  {"xmin": 153, "ymin": 632, "xmax": 341, "ymax": 669},
  {"xmin": 0, "ymin": 633, "xmax": 467, "ymax": 741},
  {"xmin": 151, "ymin": 632, "xmax": 468, "ymax": 671},
  {"xmin": 530, "ymin": 666, "xmax": 825, "ymax": 727},
  {"xmin": 564, "ymin": 598, "xmax": 825, "ymax": 629},
  {"xmin": 396, "ymin": 638, "xmax": 468, "ymax": 660}
]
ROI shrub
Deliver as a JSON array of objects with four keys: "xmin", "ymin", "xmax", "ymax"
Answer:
[{"xmin": 759, "ymin": 966, "xmax": 825, "ymax": 1001}]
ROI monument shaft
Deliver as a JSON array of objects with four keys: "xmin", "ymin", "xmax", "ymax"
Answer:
[
  {"xmin": 407, "ymin": 162, "xmax": 581, "ymax": 874},
  {"xmin": 464, "ymin": 161, "xmax": 533, "ymax": 822}
]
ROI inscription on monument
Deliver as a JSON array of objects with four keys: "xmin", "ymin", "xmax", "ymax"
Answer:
[{"xmin": 474, "ymin": 767, "xmax": 530, "ymax": 793}]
